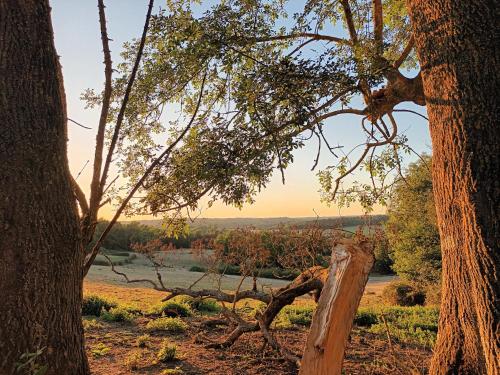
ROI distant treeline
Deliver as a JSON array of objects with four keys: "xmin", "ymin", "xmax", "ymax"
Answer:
[
  {"xmin": 87, "ymin": 220, "xmax": 218, "ymax": 252},
  {"xmin": 88, "ymin": 215, "xmax": 388, "ymax": 253},
  {"xmin": 294, "ymin": 215, "xmax": 387, "ymax": 229},
  {"xmin": 137, "ymin": 215, "xmax": 388, "ymax": 231}
]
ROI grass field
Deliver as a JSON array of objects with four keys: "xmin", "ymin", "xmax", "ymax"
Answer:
[{"xmin": 87, "ymin": 249, "xmax": 394, "ymax": 302}]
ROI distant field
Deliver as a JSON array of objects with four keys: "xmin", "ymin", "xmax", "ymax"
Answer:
[
  {"xmin": 133, "ymin": 215, "xmax": 387, "ymax": 230},
  {"xmin": 86, "ymin": 248, "xmax": 394, "ymax": 305}
]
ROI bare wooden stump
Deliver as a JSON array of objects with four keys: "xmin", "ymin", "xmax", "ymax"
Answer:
[{"xmin": 299, "ymin": 239, "xmax": 374, "ymax": 375}]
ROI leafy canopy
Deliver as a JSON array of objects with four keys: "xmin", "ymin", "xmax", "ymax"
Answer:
[
  {"xmin": 386, "ymin": 155, "xmax": 441, "ymax": 284},
  {"xmin": 84, "ymin": 0, "xmax": 420, "ymax": 223}
]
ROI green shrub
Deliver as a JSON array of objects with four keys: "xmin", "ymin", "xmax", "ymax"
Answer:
[
  {"xmin": 354, "ymin": 309, "xmax": 378, "ymax": 327},
  {"xmin": 124, "ymin": 351, "xmax": 143, "ymax": 370},
  {"xmin": 101, "ymin": 306, "xmax": 134, "ymax": 322},
  {"xmin": 82, "ymin": 318, "xmax": 104, "ymax": 330},
  {"xmin": 82, "ymin": 295, "xmax": 117, "ymax": 316},
  {"xmin": 170, "ymin": 296, "xmax": 221, "ymax": 313},
  {"xmin": 355, "ymin": 305, "xmax": 439, "ymax": 347},
  {"xmin": 92, "ymin": 258, "xmax": 111, "ymax": 266},
  {"xmin": 136, "ymin": 334, "xmax": 151, "ymax": 348},
  {"xmin": 279, "ymin": 305, "xmax": 314, "ymax": 327},
  {"xmin": 382, "ymin": 281, "xmax": 425, "ymax": 306},
  {"xmin": 193, "ymin": 298, "xmax": 221, "ymax": 313},
  {"xmin": 161, "ymin": 368, "xmax": 183, "ymax": 375},
  {"xmin": 188, "ymin": 265, "xmax": 206, "ymax": 273},
  {"xmin": 157, "ymin": 340, "xmax": 177, "ymax": 362},
  {"xmin": 146, "ymin": 317, "xmax": 187, "ymax": 333},
  {"xmin": 152, "ymin": 301, "xmax": 192, "ymax": 317},
  {"xmin": 90, "ymin": 342, "xmax": 111, "ymax": 357}
]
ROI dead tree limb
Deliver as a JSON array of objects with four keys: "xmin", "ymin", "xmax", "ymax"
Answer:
[{"xmin": 299, "ymin": 239, "xmax": 375, "ymax": 375}]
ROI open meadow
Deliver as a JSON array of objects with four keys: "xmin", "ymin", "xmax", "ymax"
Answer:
[{"xmin": 82, "ymin": 252, "xmax": 437, "ymax": 374}]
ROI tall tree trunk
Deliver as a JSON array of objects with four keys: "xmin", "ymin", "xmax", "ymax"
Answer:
[
  {"xmin": 407, "ymin": 1, "xmax": 500, "ymax": 374},
  {"xmin": 0, "ymin": 1, "xmax": 89, "ymax": 374}
]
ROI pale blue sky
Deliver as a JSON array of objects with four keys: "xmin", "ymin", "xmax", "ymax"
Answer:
[{"xmin": 50, "ymin": 0, "xmax": 431, "ymax": 219}]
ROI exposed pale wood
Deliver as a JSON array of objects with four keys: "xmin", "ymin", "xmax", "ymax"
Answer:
[{"xmin": 299, "ymin": 239, "xmax": 374, "ymax": 375}]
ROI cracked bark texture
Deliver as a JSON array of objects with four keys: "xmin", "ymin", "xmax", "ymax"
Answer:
[
  {"xmin": 407, "ymin": 1, "xmax": 500, "ymax": 374},
  {"xmin": 0, "ymin": 1, "xmax": 89, "ymax": 374}
]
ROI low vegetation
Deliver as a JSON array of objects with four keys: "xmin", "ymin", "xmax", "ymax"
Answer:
[
  {"xmin": 146, "ymin": 317, "xmax": 188, "ymax": 333},
  {"xmin": 82, "ymin": 295, "xmax": 117, "ymax": 316},
  {"xmin": 100, "ymin": 306, "xmax": 135, "ymax": 323},
  {"xmin": 157, "ymin": 341, "xmax": 178, "ymax": 363}
]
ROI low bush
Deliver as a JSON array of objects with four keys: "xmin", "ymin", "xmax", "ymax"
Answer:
[
  {"xmin": 188, "ymin": 265, "xmax": 206, "ymax": 273},
  {"xmin": 192, "ymin": 298, "xmax": 221, "ymax": 313},
  {"xmin": 124, "ymin": 351, "xmax": 143, "ymax": 371},
  {"xmin": 279, "ymin": 305, "xmax": 314, "ymax": 327},
  {"xmin": 136, "ymin": 334, "xmax": 151, "ymax": 348},
  {"xmin": 146, "ymin": 317, "xmax": 187, "ymax": 333},
  {"xmin": 354, "ymin": 309, "xmax": 378, "ymax": 327},
  {"xmin": 152, "ymin": 301, "xmax": 192, "ymax": 317},
  {"xmin": 157, "ymin": 340, "xmax": 177, "ymax": 362},
  {"xmin": 101, "ymin": 306, "xmax": 134, "ymax": 323},
  {"xmin": 170, "ymin": 296, "xmax": 221, "ymax": 313},
  {"xmin": 354, "ymin": 305, "xmax": 439, "ymax": 347},
  {"xmin": 82, "ymin": 318, "xmax": 104, "ymax": 330},
  {"xmin": 82, "ymin": 295, "xmax": 117, "ymax": 316},
  {"xmin": 382, "ymin": 281, "xmax": 425, "ymax": 306},
  {"xmin": 90, "ymin": 343, "xmax": 111, "ymax": 358},
  {"xmin": 161, "ymin": 368, "xmax": 184, "ymax": 375}
]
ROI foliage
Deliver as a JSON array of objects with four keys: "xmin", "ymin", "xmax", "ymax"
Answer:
[
  {"xmin": 386, "ymin": 156, "xmax": 441, "ymax": 284},
  {"xmin": 124, "ymin": 351, "xmax": 143, "ymax": 371},
  {"xmin": 90, "ymin": 343, "xmax": 111, "ymax": 358},
  {"xmin": 371, "ymin": 228, "xmax": 394, "ymax": 274},
  {"xmin": 188, "ymin": 265, "xmax": 205, "ymax": 273},
  {"xmin": 424, "ymin": 284, "xmax": 442, "ymax": 306},
  {"xmin": 146, "ymin": 317, "xmax": 187, "ymax": 333},
  {"xmin": 85, "ymin": 0, "xmax": 421, "ymax": 228},
  {"xmin": 157, "ymin": 341, "xmax": 177, "ymax": 362},
  {"xmin": 277, "ymin": 305, "xmax": 315, "ymax": 327},
  {"xmin": 136, "ymin": 334, "xmax": 151, "ymax": 348},
  {"xmin": 161, "ymin": 368, "xmax": 184, "ymax": 375},
  {"xmin": 188, "ymin": 298, "xmax": 221, "ymax": 313},
  {"xmin": 82, "ymin": 318, "xmax": 104, "ymax": 330},
  {"xmin": 192, "ymin": 225, "xmax": 334, "ymax": 283},
  {"xmin": 353, "ymin": 310, "xmax": 378, "ymax": 327},
  {"xmin": 382, "ymin": 281, "xmax": 425, "ymax": 306},
  {"xmin": 152, "ymin": 301, "xmax": 192, "ymax": 317},
  {"xmin": 100, "ymin": 306, "xmax": 135, "ymax": 323},
  {"xmin": 82, "ymin": 295, "xmax": 117, "ymax": 316},
  {"xmin": 355, "ymin": 305, "xmax": 439, "ymax": 347}
]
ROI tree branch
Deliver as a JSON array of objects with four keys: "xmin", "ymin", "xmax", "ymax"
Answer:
[
  {"xmin": 393, "ymin": 36, "xmax": 414, "ymax": 68},
  {"xmin": 70, "ymin": 175, "xmax": 89, "ymax": 217},
  {"xmin": 372, "ymin": 0, "xmax": 383, "ymax": 53},
  {"xmin": 83, "ymin": 71, "xmax": 208, "ymax": 276},
  {"xmin": 99, "ymin": 0, "xmax": 155, "ymax": 196},
  {"xmin": 88, "ymin": 0, "xmax": 114, "ymax": 227},
  {"xmin": 340, "ymin": 0, "xmax": 358, "ymax": 44},
  {"xmin": 253, "ymin": 32, "xmax": 349, "ymax": 45}
]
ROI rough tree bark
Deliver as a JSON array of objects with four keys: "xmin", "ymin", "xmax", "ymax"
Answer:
[
  {"xmin": 407, "ymin": 1, "xmax": 500, "ymax": 374},
  {"xmin": 0, "ymin": 1, "xmax": 89, "ymax": 374},
  {"xmin": 299, "ymin": 240, "xmax": 374, "ymax": 375}
]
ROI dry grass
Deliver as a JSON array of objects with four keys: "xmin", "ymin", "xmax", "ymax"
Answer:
[{"xmin": 83, "ymin": 276, "xmax": 430, "ymax": 375}]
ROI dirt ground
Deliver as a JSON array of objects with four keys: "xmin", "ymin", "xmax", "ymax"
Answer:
[
  {"xmin": 83, "ymin": 278, "xmax": 430, "ymax": 375},
  {"xmin": 85, "ymin": 314, "xmax": 431, "ymax": 375}
]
